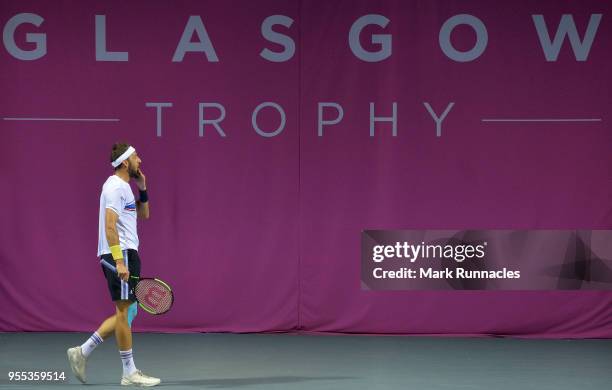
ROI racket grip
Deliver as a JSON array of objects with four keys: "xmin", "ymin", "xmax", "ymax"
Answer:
[{"xmin": 100, "ymin": 259, "xmax": 118, "ymax": 273}]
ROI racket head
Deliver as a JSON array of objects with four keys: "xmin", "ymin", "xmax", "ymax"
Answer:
[{"xmin": 134, "ymin": 278, "xmax": 174, "ymax": 315}]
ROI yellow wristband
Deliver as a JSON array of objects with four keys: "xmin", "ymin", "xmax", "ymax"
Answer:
[{"xmin": 110, "ymin": 245, "xmax": 123, "ymax": 261}]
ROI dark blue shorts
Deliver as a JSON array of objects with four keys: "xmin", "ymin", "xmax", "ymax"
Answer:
[{"xmin": 100, "ymin": 249, "xmax": 141, "ymax": 302}]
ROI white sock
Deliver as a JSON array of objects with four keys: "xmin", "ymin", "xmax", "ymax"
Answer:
[
  {"xmin": 80, "ymin": 332, "xmax": 103, "ymax": 358},
  {"xmin": 120, "ymin": 349, "xmax": 137, "ymax": 376}
]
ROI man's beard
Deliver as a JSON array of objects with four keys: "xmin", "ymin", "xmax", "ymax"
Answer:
[{"xmin": 128, "ymin": 164, "xmax": 139, "ymax": 178}]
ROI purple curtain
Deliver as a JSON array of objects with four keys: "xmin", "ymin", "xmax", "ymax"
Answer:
[{"xmin": 1, "ymin": 0, "xmax": 611, "ymax": 337}]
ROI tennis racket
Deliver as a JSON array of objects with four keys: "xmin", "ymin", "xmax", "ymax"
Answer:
[{"xmin": 100, "ymin": 259, "xmax": 174, "ymax": 315}]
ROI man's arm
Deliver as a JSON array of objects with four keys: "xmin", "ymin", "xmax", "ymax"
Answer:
[
  {"xmin": 136, "ymin": 200, "xmax": 149, "ymax": 219},
  {"xmin": 105, "ymin": 208, "xmax": 129, "ymax": 281},
  {"xmin": 135, "ymin": 168, "xmax": 149, "ymax": 220}
]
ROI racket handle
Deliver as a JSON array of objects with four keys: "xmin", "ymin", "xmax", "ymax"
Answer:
[
  {"xmin": 100, "ymin": 259, "xmax": 118, "ymax": 273},
  {"xmin": 100, "ymin": 258, "xmax": 138, "ymax": 279}
]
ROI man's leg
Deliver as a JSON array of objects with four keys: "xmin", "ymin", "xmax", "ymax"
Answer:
[
  {"xmin": 115, "ymin": 299, "xmax": 160, "ymax": 386},
  {"xmin": 68, "ymin": 254, "xmax": 142, "ymax": 385},
  {"xmin": 96, "ymin": 314, "xmax": 116, "ymax": 339},
  {"xmin": 89, "ymin": 302, "xmax": 137, "ymax": 342},
  {"xmin": 115, "ymin": 300, "xmax": 132, "ymax": 351},
  {"xmin": 66, "ymin": 314, "xmax": 114, "ymax": 384}
]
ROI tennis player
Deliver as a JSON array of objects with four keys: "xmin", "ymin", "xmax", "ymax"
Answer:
[{"xmin": 67, "ymin": 143, "xmax": 160, "ymax": 386}]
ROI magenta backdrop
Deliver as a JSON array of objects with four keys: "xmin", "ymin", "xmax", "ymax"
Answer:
[{"xmin": 1, "ymin": 0, "xmax": 611, "ymax": 337}]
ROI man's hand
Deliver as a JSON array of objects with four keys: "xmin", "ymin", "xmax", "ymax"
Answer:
[
  {"xmin": 116, "ymin": 261, "xmax": 130, "ymax": 282},
  {"xmin": 135, "ymin": 168, "xmax": 146, "ymax": 191}
]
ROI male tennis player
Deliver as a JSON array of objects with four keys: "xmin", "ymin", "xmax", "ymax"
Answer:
[{"xmin": 67, "ymin": 143, "xmax": 160, "ymax": 386}]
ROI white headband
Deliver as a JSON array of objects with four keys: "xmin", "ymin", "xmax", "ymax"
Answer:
[{"xmin": 111, "ymin": 146, "xmax": 136, "ymax": 168}]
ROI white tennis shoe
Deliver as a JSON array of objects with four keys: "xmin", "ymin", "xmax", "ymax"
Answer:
[
  {"xmin": 66, "ymin": 346, "xmax": 87, "ymax": 383},
  {"xmin": 121, "ymin": 370, "xmax": 161, "ymax": 387}
]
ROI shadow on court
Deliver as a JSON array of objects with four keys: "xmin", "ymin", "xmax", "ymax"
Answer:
[
  {"xmin": 82, "ymin": 376, "xmax": 355, "ymax": 388},
  {"xmin": 165, "ymin": 376, "xmax": 355, "ymax": 387}
]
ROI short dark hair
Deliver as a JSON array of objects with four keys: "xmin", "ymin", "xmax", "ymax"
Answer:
[{"xmin": 110, "ymin": 142, "xmax": 131, "ymax": 170}]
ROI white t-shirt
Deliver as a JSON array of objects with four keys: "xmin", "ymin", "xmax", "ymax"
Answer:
[{"xmin": 97, "ymin": 175, "xmax": 139, "ymax": 256}]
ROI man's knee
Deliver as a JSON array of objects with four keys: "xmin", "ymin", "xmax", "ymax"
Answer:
[{"xmin": 115, "ymin": 300, "xmax": 131, "ymax": 321}]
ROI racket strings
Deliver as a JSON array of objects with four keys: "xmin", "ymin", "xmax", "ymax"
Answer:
[{"xmin": 135, "ymin": 279, "xmax": 173, "ymax": 314}]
